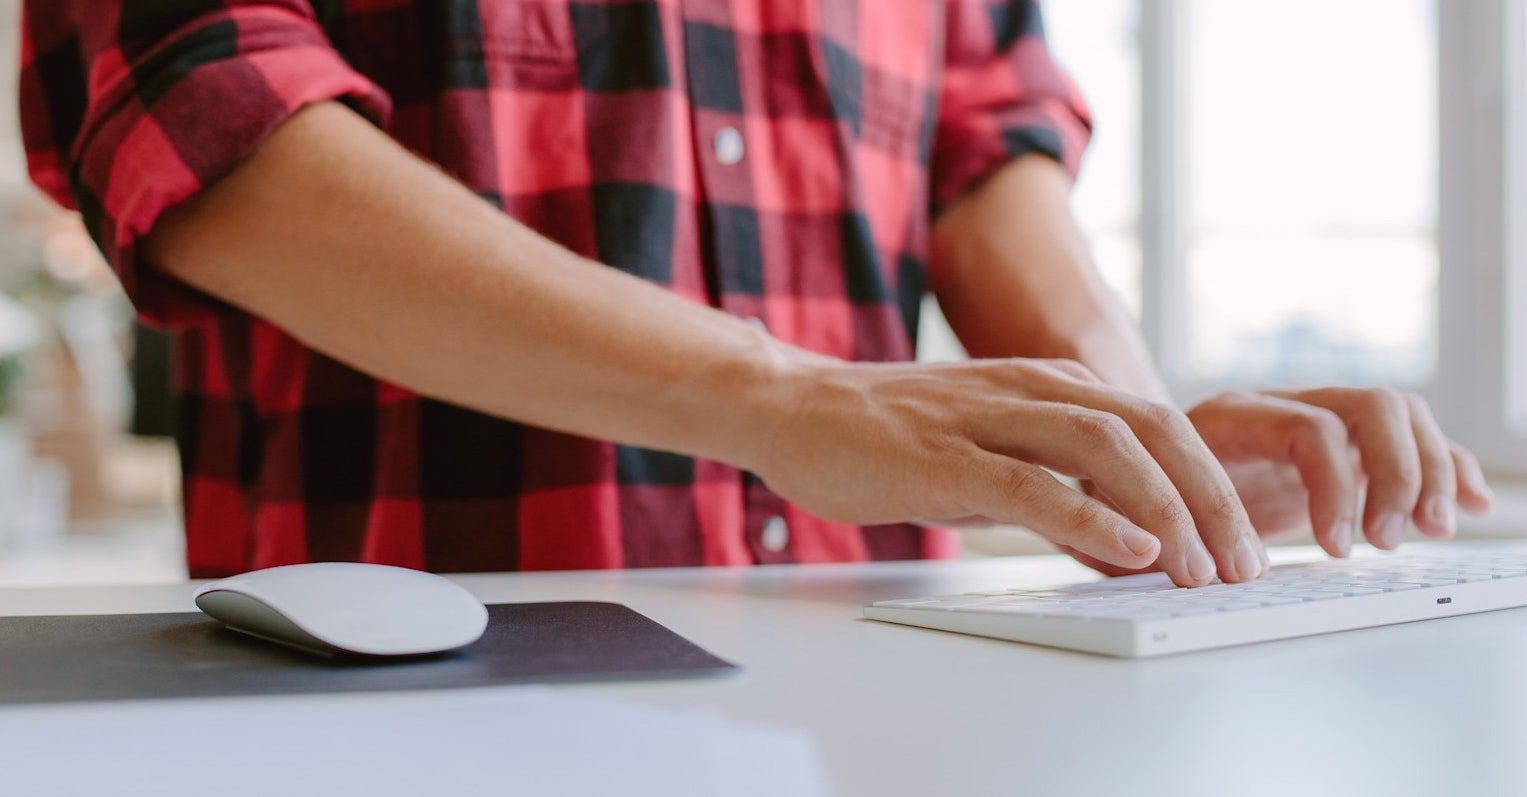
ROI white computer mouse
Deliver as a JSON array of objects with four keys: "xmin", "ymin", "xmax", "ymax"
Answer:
[{"xmin": 194, "ymin": 562, "xmax": 489, "ymax": 658}]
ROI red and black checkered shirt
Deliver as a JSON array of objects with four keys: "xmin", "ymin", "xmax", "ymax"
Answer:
[{"xmin": 20, "ymin": 1, "xmax": 1090, "ymax": 576}]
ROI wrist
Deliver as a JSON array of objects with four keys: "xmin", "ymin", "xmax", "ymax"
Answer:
[
  {"xmin": 701, "ymin": 326, "xmax": 838, "ymax": 476},
  {"xmin": 668, "ymin": 319, "xmax": 836, "ymax": 473}
]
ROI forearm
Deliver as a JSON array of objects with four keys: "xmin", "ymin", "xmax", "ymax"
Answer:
[
  {"xmin": 141, "ymin": 104, "xmax": 1290, "ymax": 583},
  {"xmin": 930, "ymin": 155, "xmax": 1169, "ymax": 402},
  {"xmin": 146, "ymin": 102, "xmax": 806, "ymax": 469}
]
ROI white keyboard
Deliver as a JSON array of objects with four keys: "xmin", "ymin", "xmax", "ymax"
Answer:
[{"xmin": 864, "ymin": 549, "xmax": 1527, "ymax": 657}]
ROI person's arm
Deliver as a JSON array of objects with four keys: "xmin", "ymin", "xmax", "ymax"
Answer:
[
  {"xmin": 930, "ymin": 154, "xmax": 1494, "ymax": 562},
  {"xmin": 931, "ymin": 154, "xmax": 1166, "ymax": 400},
  {"xmin": 146, "ymin": 101, "xmax": 789, "ymax": 470},
  {"xmin": 144, "ymin": 101, "xmax": 1270, "ymax": 587}
]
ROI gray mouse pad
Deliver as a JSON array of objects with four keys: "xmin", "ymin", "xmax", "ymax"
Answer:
[{"xmin": 0, "ymin": 602, "xmax": 737, "ymax": 705}]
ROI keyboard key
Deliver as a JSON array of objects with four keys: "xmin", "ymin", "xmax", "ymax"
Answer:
[
  {"xmin": 1168, "ymin": 606, "xmax": 1224, "ymax": 617},
  {"xmin": 1247, "ymin": 596, "xmax": 1307, "ymax": 606},
  {"xmin": 1329, "ymin": 586, "xmax": 1387, "ymax": 596},
  {"xmin": 1209, "ymin": 601, "xmax": 1266, "ymax": 612},
  {"xmin": 1074, "ymin": 608, "xmax": 1157, "ymax": 619},
  {"xmin": 981, "ymin": 603, "xmax": 1052, "ymax": 615},
  {"xmin": 1285, "ymin": 590, "xmax": 1347, "ymax": 601},
  {"xmin": 1365, "ymin": 582, "xmax": 1423, "ymax": 591}
]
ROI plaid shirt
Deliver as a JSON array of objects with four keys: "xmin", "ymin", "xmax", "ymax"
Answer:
[{"xmin": 20, "ymin": 0, "xmax": 1090, "ymax": 577}]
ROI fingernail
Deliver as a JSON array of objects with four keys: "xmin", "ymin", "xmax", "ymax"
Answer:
[
  {"xmin": 1427, "ymin": 496, "xmax": 1456, "ymax": 537},
  {"xmin": 1377, "ymin": 513, "xmax": 1406, "ymax": 549},
  {"xmin": 1185, "ymin": 544, "xmax": 1217, "ymax": 583},
  {"xmin": 1331, "ymin": 521, "xmax": 1353, "ymax": 557},
  {"xmin": 1122, "ymin": 526, "xmax": 1159, "ymax": 557},
  {"xmin": 1233, "ymin": 536, "xmax": 1264, "ymax": 581}
]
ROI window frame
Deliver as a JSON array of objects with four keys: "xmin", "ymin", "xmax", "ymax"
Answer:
[
  {"xmin": 1431, "ymin": 0, "xmax": 1527, "ymax": 477},
  {"xmin": 1136, "ymin": 0, "xmax": 1192, "ymax": 394}
]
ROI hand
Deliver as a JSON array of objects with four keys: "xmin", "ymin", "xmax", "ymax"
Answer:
[
  {"xmin": 1187, "ymin": 388, "xmax": 1494, "ymax": 557},
  {"xmin": 754, "ymin": 357, "xmax": 1268, "ymax": 587}
]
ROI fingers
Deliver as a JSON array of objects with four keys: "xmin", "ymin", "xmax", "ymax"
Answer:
[
  {"xmin": 1079, "ymin": 393, "xmax": 1266, "ymax": 584},
  {"xmin": 995, "ymin": 370, "xmax": 1486, "ymax": 572},
  {"xmin": 1006, "ymin": 360, "xmax": 1266, "ymax": 584},
  {"xmin": 1259, "ymin": 388, "xmax": 1491, "ymax": 550},
  {"xmin": 1191, "ymin": 392, "xmax": 1358, "ymax": 558},
  {"xmin": 1054, "ymin": 543, "xmax": 1159, "ymax": 578},
  {"xmin": 1402, "ymin": 394, "xmax": 1456, "ymax": 538},
  {"xmin": 1451, "ymin": 441, "xmax": 1494, "ymax": 514},
  {"xmin": 972, "ymin": 399, "xmax": 1249, "ymax": 586},
  {"xmin": 1277, "ymin": 389, "xmax": 1421, "ymax": 549},
  {"xmin": 965, "ymin": 454, "xmax": 1161, "ymax": 571}
]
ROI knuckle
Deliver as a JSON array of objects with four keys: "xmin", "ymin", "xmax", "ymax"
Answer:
[
  {"xmin": 1286, "ymin": 407, "xmax": 1347, "ymax": 445},
  {"xmin": 1207, "ymin": 489, "xmax": 1244, "ymax": 526},
  {"xmin": 1064, "ymin": 500, "xmax": 1112, "ymax": 538},
  {"xmin": 1067, "ymin": 409, "xmax": 1134, "ymax": 452},
  {"xmin": 990, "ymin": 359, "xmax": 1048, "ymax": 390},
  {"xmin": 923, "ymin": 427, "xmax": 973, "ymax": 458},
  {"xmin": 1151, "ymin": 492, "xmax": 1193, "ymax": 533},
  {"xmin": 1208, "ymin": 389, "xmax": 1254, "ymax": 407},
  {"xmin": 1404, "ymin": 391, "xmax": 1438, "ymax": 423},
  {"xmin": 1363, "ymin": 387, "xmax": 1409, "ymax": 418},
  {"xmin": 1002, "ymin": 463, "xmax": 1050, "ymax": 505},
  {"xmin": 1044, "ymin": 358, "xmax": 1096, "ymax": 381},
  {"xmin": 1139, "ymin": 401, "xmax": 1197, "ymax": 442},
  {"xmin": 1369, "ymin": 454, "xmax": 1423, "ymax": 498},
  {"xmin": 1192, "ymin": 390, "xmax": 1255, "ymax": 422},
  {"xmin": 1418, "ymin": 437, "xmax": 1454, "ymax": 470},
  {"xmin": 1389, "ymin": 460, "xmax": 1424, "ymax": 493},
  {"xmin": 1001, "ymin": 358, "xmax": 1043, "ymax": 377}
]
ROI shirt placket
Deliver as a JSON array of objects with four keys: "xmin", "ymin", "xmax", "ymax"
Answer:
[
  {"xmin": 681, "ymin": 0, "xmax": 794, "ymax": 563},
  {"xmin": 682, "ymin": 0, "xmax": 761, "ymax": 316}
]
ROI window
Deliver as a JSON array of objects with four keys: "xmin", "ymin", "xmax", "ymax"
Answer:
[
  {"xmin": 1045, "ymin": 1, "xmax": 1441, "ymax": 399},
  {"xmin": 1182, "ymin": 0, "xmax": 1437, "ymax": 389}
]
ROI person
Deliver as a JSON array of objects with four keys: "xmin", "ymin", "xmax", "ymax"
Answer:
[{"xmin": 18, "ymin": 0, "xmax": 1492, "ymax": 586}]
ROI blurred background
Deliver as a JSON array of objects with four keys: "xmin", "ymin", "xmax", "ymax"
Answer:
[
  {"xmin": 0, "ymin": 0, "xmax": 182, "ymax": 586},
  {"xmin": 1, "ymin": 1, "xmax": 1524, "ymax": 583}
]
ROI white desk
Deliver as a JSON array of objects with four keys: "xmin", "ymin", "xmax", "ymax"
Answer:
[{"xmin": 5, "ymin": 542, "xmax": 1527, "ymax": 797}]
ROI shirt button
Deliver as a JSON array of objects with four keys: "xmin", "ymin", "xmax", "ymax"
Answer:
[
  {"xmin": 713, "ymin": 126, "xmax": 745, "ymax": 165},
  {"xmin": 761, "ymin": 515, "xmax": 790, "ymax": 552}
]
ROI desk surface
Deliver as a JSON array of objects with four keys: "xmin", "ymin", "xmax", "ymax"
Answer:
[{"xmin": 5, "ymin": 543, "xmax": 1527, "ymax": 797}]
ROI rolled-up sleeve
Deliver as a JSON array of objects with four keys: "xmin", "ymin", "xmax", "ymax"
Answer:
[
  {"xmin": 19, "ymin": 1, "xmax": 392, "ymax": 327},
  {"xmin": 932, "ymin": 0, "xmax": 1092, "ymax": 213}
]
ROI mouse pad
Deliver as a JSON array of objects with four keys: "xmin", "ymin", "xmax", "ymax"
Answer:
[{"xmin": 0, "ymin": 602, "xmax": 737, "ymax": 705}]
